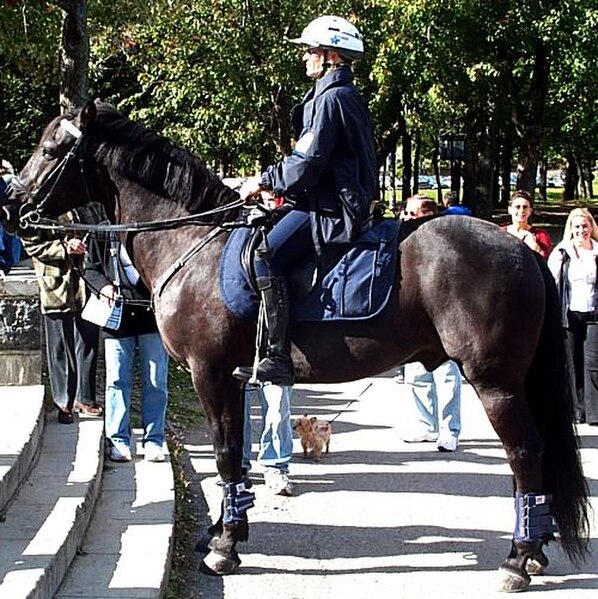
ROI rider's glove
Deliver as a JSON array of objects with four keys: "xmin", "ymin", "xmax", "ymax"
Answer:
[{"xmin": 246, "ymin": 206, "xmax": 271, "ymax": 227}]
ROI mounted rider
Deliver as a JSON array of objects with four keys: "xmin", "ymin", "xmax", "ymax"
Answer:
[{"xmin": 235, "ymin": 15, "xmax": 378, "ymax": 386}]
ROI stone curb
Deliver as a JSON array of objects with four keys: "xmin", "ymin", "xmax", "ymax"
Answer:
[
  {"xmin": 0, "ymin": 385, "xmax": 45, "ymax": 515},
  {"xmin": 0, "ymin": 413, "xmax": 104, "ymax": 598},
  {"xmin": 55, "ymin": 431, "xmax": 175, "ymax": 598}
]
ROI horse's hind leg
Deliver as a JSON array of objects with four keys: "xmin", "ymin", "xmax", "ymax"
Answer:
[{"xmin": 473, "ymin": 383, "xmax": 553, "ymax": 592}]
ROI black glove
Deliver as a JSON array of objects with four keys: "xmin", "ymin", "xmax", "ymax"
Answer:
[{"xmin": 246, "ymin": 206, "xmax": 272, "ymax": 227}]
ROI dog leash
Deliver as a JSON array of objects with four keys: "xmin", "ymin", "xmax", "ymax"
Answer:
[{"xmin": 327, "ymin": 381, "xmax": 372, "ymax": 424}]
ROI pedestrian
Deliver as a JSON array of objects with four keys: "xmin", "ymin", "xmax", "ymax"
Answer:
[
  {"xmin": 441, "ymin": 191, "xmax": 472, "ymax": 216},
  {"xmin": 21, "ymin": 204, "xmax": 103, "ymax": 424},
  {"xmin": 503, "ymin": 190, "xmax": 552, "ymax": 258},
  {"xmin": 547, "ymin": 207, "xmax": 598, "ymax": 425},
  {"xmin": 402, "ymin": 194, "xmax": 437, "ymax": 219},
  {"xmin": 0, "ymin": 168, "xmax": 22, "ymax": 275},
  {"xmin": 84, "ymin": 222, "xmax": 169, "ymax": 462},
  {"xmin": 399, "ymin": 195, "xmax": 462, "ymax": 451},
  {"xmin": 242, "ymin": 384, "xmax": 293, "ymax": 495}
]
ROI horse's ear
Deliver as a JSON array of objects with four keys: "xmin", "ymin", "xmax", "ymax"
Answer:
[{"xmin": 77, "ymin": 100, "xmax": 97, "ymax": 131}]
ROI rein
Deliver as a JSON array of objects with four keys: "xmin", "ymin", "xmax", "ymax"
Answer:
[{"xmin": 20, "ymin": 198, "xmax": 247, "ymax": 234}]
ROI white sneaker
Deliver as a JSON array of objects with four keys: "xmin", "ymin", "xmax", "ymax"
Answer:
[
  {"xmin": 109, "ymin": 444, "xmax": 132, "ymax": 462},
  {"xmin": 403, "ymin": 430, "xmax": 438, "ymax": 443},
  {"xmin": 144, "ymin": 444, "xmax": 165, "ymax": 462},
  {"xmin": 437, "ymin": 434, "xmax": 458, "ymax": 452},
  {"xmin": 264, "ymin": 468, "xmax": 293, "ymax": 496}
]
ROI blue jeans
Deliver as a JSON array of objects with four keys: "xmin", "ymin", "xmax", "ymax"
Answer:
[
  {"xmin": 243, "ymin": 384, "xmax": 293, "ymax": 473},
  {"xmin": 253, "ymin": 210, "xmax": 312, "ymax": 278},
  {"xmin": 104, "ymin": 332, "xmax": 169, "ymax": 449},
  {"xmin": 404, "ymin": 360, "xmax": 461, "ymax": 438}
]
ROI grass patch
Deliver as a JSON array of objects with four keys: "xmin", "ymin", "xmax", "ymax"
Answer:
[
  {"xmin": 164, "ymin": 363, "xmax": 205, "ymax": 599},
  {"xmin": 126, "ymin": 359, "xmax": 205, "ymax": 599}
]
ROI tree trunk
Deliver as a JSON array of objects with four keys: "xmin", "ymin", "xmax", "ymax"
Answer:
[
  {"xmin": 54, "ymin": 0, "xmax": 88, "ymax": 113},
  {"xmin": 432, "ymin": 140, "xmax": 442, "ymax": 203},
  {"xmin": 563, "ymin": 154, "xmax": 578, "ymax": 201},
  {"xmin": 580, "ymin": 156, "xmax": 594, "ymax": 200},
  {"xmin": 515, "ymin": 44, "xmax": 549, "ymax": 197},
  {"xmin": 401, "ymin": 130, "xmax": 412, "ymax": 200},
  {"xmin": 498, "ymin": 133, "xmax": 512, "ymax": 208},
  {"xmin": 463, "ymin": 118, "xmax": 497, "ymax": 220},
  {"xmin": 413, "ymin": 136, "xmax": 421, "ymax": 194},
  {"xmin": 538, "ymin": 154, "xmax": 547, "ymax": 203}
]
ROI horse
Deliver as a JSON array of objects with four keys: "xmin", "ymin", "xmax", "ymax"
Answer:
[{"xmin": 3, "ymin": 100, "xmax": 589, "ymax": 592}]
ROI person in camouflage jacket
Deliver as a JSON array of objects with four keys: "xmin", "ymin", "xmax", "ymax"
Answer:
[{"xmin": 22, "ymin": 204, "xmax": 105, "ymax": 423}]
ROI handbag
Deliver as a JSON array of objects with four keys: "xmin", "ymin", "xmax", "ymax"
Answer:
[
  {"xmin": 81, "ymin": 235, "xmax": 125, "ymax": 330},
  {"xmin": 81, "ymin": 293, "xmax": 123, "ymax": 330}
]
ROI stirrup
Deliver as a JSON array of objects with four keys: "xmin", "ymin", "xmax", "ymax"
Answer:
[
  {"xmin": 232, "ymin": 357, "xmax": 294, "ymax": 386},
  {"xmin": 232, "ymin": 366, "xmax": 260, "ymax": 385}
]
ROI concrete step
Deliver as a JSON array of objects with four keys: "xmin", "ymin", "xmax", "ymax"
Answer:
[
  {"xmin": 55, "ymin": 432, "xmax": 175, "ymax": 599},
  {"xmin": 0, "ymin": 385, "xmax": 45, "ymax": 515},
  {"xmin": 0, "ymin": 411, "xmax": 104, "ymax": 598}
]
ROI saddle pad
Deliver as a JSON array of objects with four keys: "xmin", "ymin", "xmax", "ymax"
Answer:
[{"xmin": 219, "ymin": 218, "xmax": 400, "ymax": 322}]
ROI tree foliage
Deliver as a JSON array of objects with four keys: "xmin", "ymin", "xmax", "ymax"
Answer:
[{"xmin": 1, "ymin": 0, "xmax": 596, "ymax": 207}]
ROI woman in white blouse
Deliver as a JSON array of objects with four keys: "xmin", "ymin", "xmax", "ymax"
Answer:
[{"xmin": 548, "ymin": 208, "xmax": 598, "ymax": 425}]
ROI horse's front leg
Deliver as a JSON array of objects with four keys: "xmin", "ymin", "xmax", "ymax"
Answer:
[{"xmin": 193, "ymin": 375, "xmax": 254, "ymax": 575}]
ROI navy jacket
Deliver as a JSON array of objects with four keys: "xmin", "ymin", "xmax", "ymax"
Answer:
[
  {"xmin": 84, "ymin": 227, "xmax": 158, "ymax": 339},
  {"xmin": 261, "ymin": 65, "xmax": 378, "ymax": 251}
]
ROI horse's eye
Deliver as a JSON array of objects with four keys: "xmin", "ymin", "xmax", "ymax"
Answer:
[{"xmin": 42, "ymin": 141, "xmax": 58, "ymax": 160}]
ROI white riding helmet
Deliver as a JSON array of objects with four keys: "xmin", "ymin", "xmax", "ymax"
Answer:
[{"xmin": 289, "ymin": 15, "xmax": 364, "ymax": 61}]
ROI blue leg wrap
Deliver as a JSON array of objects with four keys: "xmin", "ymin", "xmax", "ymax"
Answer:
[
  {"xmin": 222, "ymin": 481, "xmax": 256, "ymax": 525},
  {"xmin": 513, "ymin": 492, "xmax": 558, "ymax": 543}
]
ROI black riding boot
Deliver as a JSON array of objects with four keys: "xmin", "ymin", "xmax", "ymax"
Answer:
[{"xmin": 234, "ymin": 276, "xmax": 294, "ymax": 386}]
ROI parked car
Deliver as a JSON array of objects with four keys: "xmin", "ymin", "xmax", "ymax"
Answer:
[
  {"xmin": 417, "ymin": 175, "xmax": 434, "ymax": 189},
  {"xmin": 547, "ymin": 173, "xmax": 565, "ymax": 187},
  {"xmin": 439, "ymin": 176, "xmax": 451, "ymax": 189}
]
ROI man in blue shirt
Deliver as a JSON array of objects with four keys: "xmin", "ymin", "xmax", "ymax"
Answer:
[{"xmin": 441, "ymin": 191, "xmax": 472, "ymax": 216}]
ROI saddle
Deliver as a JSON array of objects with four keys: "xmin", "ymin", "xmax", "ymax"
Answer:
[{"xmin": 219, "ymin": 218, "xmax": 401, "ymax": 322}]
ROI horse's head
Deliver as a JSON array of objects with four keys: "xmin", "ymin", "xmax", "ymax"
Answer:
[{"xmin": 2, "ymin": 100, "xmax": 99, "ymax": 234}]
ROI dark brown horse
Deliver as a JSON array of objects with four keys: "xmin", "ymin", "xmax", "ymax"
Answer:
[{"xmin": 3, "ymin": 100, "xmax": 589, "ymax": 592}]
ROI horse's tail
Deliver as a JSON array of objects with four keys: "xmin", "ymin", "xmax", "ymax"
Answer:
[{"xmin": 525, "ymin": 255, "xmax": 590, "ymax": 563}]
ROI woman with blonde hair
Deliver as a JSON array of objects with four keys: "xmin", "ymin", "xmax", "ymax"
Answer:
[{"xmin": 548, "ymin": 207, "xmax": 598, "ymax": 425}]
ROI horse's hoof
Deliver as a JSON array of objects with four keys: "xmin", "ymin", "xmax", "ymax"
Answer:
[
  {"xmin": 195, "ymin": 533, "xmax": 218, "ymax": 554},
  {"xmin": 498, "ymin": 566, "xmax": 531, "ymax": 593},
  {"xmin": 200, "ymin": 550, "xmax": 241, "ymax": 576},
  {"xmin": 525, "ymin": 556, "xmax": 548, "ymax": 576}
]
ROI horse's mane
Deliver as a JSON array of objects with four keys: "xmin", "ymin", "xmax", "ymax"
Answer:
[{"xmin": 87, "ymin": 102, "xmax": 239, "ymax": 213}]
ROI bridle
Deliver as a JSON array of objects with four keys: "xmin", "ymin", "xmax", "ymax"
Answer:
[
  {"xmin": 16, "ymin": 118, "xmax": 246, "ymax": 235},
  {"xmin": 16, "ymin": 120, "xmax": 86, "ymax": 229},
  {"xmin": 15, "ymin": 117, "xmax": 261, "ymax": 302}
]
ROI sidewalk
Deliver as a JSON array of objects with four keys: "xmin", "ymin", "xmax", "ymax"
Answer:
[{"xmin": 185, "ymin": 373, "xmax": 598, "ymax": 599}]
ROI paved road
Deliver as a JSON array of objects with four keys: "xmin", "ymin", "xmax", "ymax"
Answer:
[{"xmin": 185, "ymin": 373, "xmax": 598, "ymax": 598}]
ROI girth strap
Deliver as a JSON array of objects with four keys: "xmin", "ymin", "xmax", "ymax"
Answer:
[{"xmin": 153, "ymin": 226, "xmax": 225, "ymax": 298}]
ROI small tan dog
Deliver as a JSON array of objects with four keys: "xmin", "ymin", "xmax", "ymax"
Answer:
[{"xmin": 293, "ymin": 415, "xmax": 332, "ymax": 460}]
